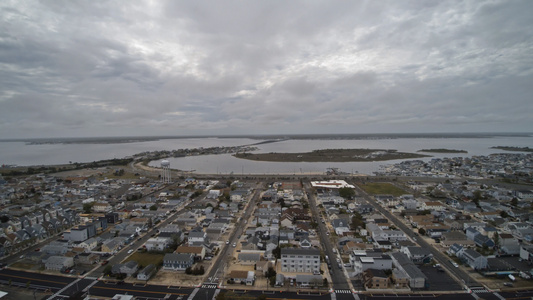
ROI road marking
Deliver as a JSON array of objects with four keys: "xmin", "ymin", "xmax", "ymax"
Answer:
[
  {"xmin": 0, "ymin": 273, "xmax": 69, "ymax": 285},
  {"xmin": 93, "ymin": 285, "xmax": 187, "ymax": 296}
]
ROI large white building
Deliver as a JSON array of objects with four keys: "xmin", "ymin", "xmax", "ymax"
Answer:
[
  {"xmin": 311, "ymin": 180, "xmax": 355, "ymax": 189},
  {"xmin": 281, "ymin": 248, "xmax": 320, "ymax": 273}
]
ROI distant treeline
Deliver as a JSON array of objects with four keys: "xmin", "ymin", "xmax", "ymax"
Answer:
[
  {"xmin": 1, "ymin": 158, "xmax": 133, "ymax": 177},
  {"xmin": 417, "ymin": 148, "xmax": 467, "ymax": 153},
  {"xmin": 491, "ymin": 146, "xmax": 533, "ymax": 152}
]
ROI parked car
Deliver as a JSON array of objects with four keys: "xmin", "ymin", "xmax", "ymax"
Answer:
[{"xmin": 101, "ymin": 260, "xmax": 109, "ymax": 266}]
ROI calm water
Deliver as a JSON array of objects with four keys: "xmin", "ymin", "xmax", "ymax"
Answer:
[
  {"xmin": 149, "ymin": 136, "xmax": 533, "ymax": 175},
  {"xmin": 1, "ymin": 135, "xmax": 532, "ymax": 175}
]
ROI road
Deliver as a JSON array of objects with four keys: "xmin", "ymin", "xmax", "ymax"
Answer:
[
  {"xmin": 350, "ymin": 180, "xmax": 479, "ymax": 289},
  {"xmin": 0, "ymin": 267, "xmax": 485, "ymax": 300},
  {"xmin": 304, "ymin": 181, "xmax": 353, "ymax": 293},
  {"xmin": 203, "ymin": 184, "xmax": 262, "ymax": 286}
]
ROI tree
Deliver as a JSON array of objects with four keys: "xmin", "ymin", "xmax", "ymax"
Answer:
[
  {"xmin": 500, "ymin": 211, "xmax": 509, "ymax": 218},
  {"xmin": 351, "ymin": 212, "xmax": 364, "ymax": 230},
  {"xmin": 149, "ymin": 205, "xmax": 157, "ymax": 211},
  {"xmin": 83, "ymin": 203, "xmax": 93, "ymax": 214},
  {"xmin": 265, "ymin": 266, "xmax": 276, "ymax": 278},
  {"xmin": 339, "ymin": 187, "xmax": 355, "ymax": 199},
  {"xmin": 511, "ymin": 198, "xmax": 518, "ymax": 207},
  {"xmin": 473, "ymin": 190, "xmax": 482, "ymax": 200},
  {"xmin": 418, "ymin": 228, "xmax": 426, "ymax": 235},
  {"xmin": 272, "ymin": 246, "xmax": 281, "ymax": 259},
  {"xmin": 103, "ymin": 265, "xmax": 112, "ymax": 276}
]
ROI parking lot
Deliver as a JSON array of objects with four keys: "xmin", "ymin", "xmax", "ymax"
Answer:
[
  {"xmin": 420, "ymin": 265, "xmax": 463, "ymax": 291},
  {"xmin": 496, "ymin": 256, "xmax": 532, "ymax": 273}
]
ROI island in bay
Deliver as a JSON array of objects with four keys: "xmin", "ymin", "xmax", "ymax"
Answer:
[
  {"xmin": 233, "ymin": 148, "xmax": 430, "ymax": 162},
  {"xmin": 491, "ymin": 146, "xmax": 533, "ymax": 152},
  {"xmin": 417, "ymin": 148, "xmax": 468, "ymax": 153}
]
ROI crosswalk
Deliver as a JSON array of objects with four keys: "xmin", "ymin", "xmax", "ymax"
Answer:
[
  {"xmin": 201, "ymin": 284, "xmax": 218, "ymax": 289},
  {"xmin": 470, "ymin": 287, "xmax": 506, "ymax": 300},
  {"xmin": 335, "ymin": 289, "xmax": 352, "ymax": 294},
  {"xmin": 470, "ymin": 287, "xmax": 490, "ymax": 294}
]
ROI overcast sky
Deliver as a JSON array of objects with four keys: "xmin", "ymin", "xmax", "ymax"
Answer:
[{"xmin": 1, "ymin": 1, "xmax": 532, "ymax": 138}]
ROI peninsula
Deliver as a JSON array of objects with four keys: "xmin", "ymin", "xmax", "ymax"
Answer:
[{"xmin": 233, "ymin": 148, "xmax": 429, "ymax": 162}]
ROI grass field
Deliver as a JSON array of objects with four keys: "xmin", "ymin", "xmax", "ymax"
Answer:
[
  {"xmin": 358, "ymin": 182, "xmax": 406, "ymax": 196},
  {"xmin": 124, "ymin": 252, "xmax": 164, "ymax": 267}
]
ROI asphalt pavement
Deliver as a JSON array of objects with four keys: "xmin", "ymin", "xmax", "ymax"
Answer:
[
  {"xmin": 350, "ymin": 180, "xmax": 479, "ymax": 289},
  {"xmin": 305, "ymin": 182, "xmax": 352, "ymax": 291}
]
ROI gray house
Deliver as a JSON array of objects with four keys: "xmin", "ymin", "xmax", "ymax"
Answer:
[
  {"xmin": 390, "ymin": 252, "xmax": 427, "ymax": 289},
  {"xmin": 45, "ymin": 256, "xmax": 74, "ymax": 271},
  {"xmin": 238, "ymin": 253, "xmax": 261, "ymax": 265},
  {"xmin": 459, "ymin": 249, "xmax": 488, "ymax": 270},
  {"xmin": 137, "ymin": 264, "xmax": 157, "ymax": 281},
  {"xmin": 163, "ymin": 253, "xmax": 194, "ymax": 271},
  {"xmin": 112, "ymin": 261, "xmax": 139, "ymax": 276}
]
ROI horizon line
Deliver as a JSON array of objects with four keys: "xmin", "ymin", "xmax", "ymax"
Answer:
[{"xmin": 1, "ymin": 131, "xmax": 532, "ymax": 142}]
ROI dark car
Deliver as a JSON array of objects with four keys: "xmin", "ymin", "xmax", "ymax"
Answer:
[{"xmin": 101, "ymin": 260, "xmax": 109, "ymax": 266}]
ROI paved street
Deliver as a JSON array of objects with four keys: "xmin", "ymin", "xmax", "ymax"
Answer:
[
  {"xmin": 305, "ymin": 182, "xmax": 352, "ymax": 291},
  {"xmin": 350, "ymin": 180, "xmax": 478, "ymax": 289}
]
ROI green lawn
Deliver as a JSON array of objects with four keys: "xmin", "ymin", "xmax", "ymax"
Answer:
[
  {"xmin": 358, "ymin": 182, "xmax": 406, "ymax": 196},
  {"xmin": 124, "ymin": 252, "xmax": 164, "ymax": 268}
]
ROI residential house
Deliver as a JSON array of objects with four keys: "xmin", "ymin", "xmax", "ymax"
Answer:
[
  {"xmin": 112, "ymin": 261, "xmax": 139, "ymax": 276},
  {"xmin": 187, "ymin": 231, "xmax": 208, "ymax": 246},
  {"xmin": 137, "ymin": 264, "xmax": 157, "ymax": 281},
  {"xmin": 93, "ymin": 202, "xmax": 113, "ymax": 213},
  {"xmin": 519, "ymin": 245, "xmax": 533, "ymax": 263},
  {"xmin": 41, "ymin": 243, "xmax": 68, "ymax": 255},
  {"xmin": 295, "ymin": 274, "xmax": 323, "ymax": 288},
  {"xmin": 101, "ymin": 238, "xmax": 123, "ymax": 253},
  {"xmin": 350, "ymin": 250, "xmax": 393, "ymax": 277},
  {"xmin": 67, "ymin": 226, "xmax": 88, "ymax": 242},
  {"xmin": 332, "ymin": 218, "xmax": 351, "ymax": 236},
  {"xmin": 176, "ymin": 246, "xmax": 206, "ymax": 261},
  {"xmin": 421, "ymin": 201, "xmax": 445, "ymax": 212},
  {"xmin": 459, "ymin": 249, "xmax": 488, "ymax": 270},
  {"xmin": 448, "ymin": 243, "xmax": 464, "ymax": 257},
  {"xmin": 280, "ymin": 248, "xmax": 320, "ymax": 273},
  {"xmin": 363, "ymin": 269, "xmax": 390, "ymax": 289},
  {"xmin": 77, "ymin": 253, "xmax": 99, "ymax": 265},
  {"xmin": 145, "ymin": 237, "xmax": 172, "ymax": 252},
  {"xmin": 163, "ymin": 253, "xmax": 194, "ymax": 271},
  {"xmin": 228, "ymin": 270, "xmax": 255, "ymax": 285},
  {"xmin": 499, "ymin": 233, "xmax": 520, "ymax": 255},
  {"xmin": 400, "ymin": 246, "xmax": 433, "ymax": 264},
  {"xmin": 390, "ymin": 252, "xmax": 427, "ymax": 289},
  {"xmin": 45, "ymin": 256, "xmax": 74, "ymax": 271},
  {"xmin": 78, "ymin": 237, "xmax": 98, "ymax": 251},
  {"xmin": 238, "ymin": 253, "xmax": 261, "ymax": 265}
]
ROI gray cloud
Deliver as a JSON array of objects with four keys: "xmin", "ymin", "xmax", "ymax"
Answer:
[{"xmin": 0, "ymin": 0, "xmax": 532, "ymax": 138}]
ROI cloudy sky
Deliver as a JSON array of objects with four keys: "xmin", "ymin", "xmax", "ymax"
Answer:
[{"xmin": 1, "ymin": 0, "xmax": 532, "ymax": 138}]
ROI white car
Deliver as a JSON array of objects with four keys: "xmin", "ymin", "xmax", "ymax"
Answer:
[
  {"xmin": 232, "ymin": 243, "xmax": 236, "ymax": 247},
  {"xmin": 127, "ymin": 249, "xmax": 133, "ymax": 254},
  {"xmin": 226, "ymin": 240, "xmax": 230, "ymax": 245}
]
